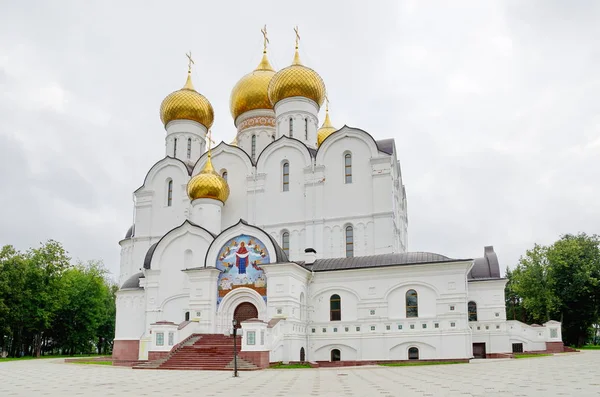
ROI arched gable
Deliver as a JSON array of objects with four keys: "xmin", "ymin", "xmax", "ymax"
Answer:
[
  {"xmin": 315, "ymin": 125, "xmax": 381, "ymax": 165},
  {"xmin": 192, "ymin": 141, "xmax": 253, "ymax": 174},
  {"xmin": 255, "ymin": 135, "xmax": 313, "ymax": 171},
  {"xmin": 382, "ymin": 281, "xmax": 441, "ymax": 300},
  {"xmin": 146, "ymin": 220, "xmax": 215, "ymax": 270},
  {"xmin": 135, "ymin": 156, "xmax": 192, "ymax": 193},
  {"xmin": 311, "ymin": 285, "xmax": 361, "ymax": 301},
  {"xmin": 204, "ymin": 219, "xmax": 287, "ymax": 268}
]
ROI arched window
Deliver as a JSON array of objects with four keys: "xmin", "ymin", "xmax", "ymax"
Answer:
[
  {"xmin": 222, "ymin": 171, "xmax": 228, "ymax": 181},
  {"xmin": 468, "ymin": 301, "xmax": 478, "ymax": 322},
  {"xmin": 187, "ymin": 138, "xmax": 192, "ymax": 159},
  {"xmin": 300, "ymin": 347, "xmax": 306, "ymax": 362},
  {"xmin": 173, "ymin": 138, "xmax": 178, "ymax": 157},
  {"xmin": 408, "ymin": 347, "xmax": 419, "ymax": 360},
  {"xmin": 251, "ymin": 135, "xmax": 256, "ymax": 161},
  {"xmin": 167, "ymin": 180, "xmax": 173, "ymax": 207},
  {"xmin": 304, "ymin": 118, "xmax": 308, "ymax": 140},
  {"xmin": 282, "ymin": 162, "xmax": 290, "ymax": 191},
  {"xmin": 345, "ymin": 226, "xmax": 354, "ymax": 258},
  {"xmin": 344, "ymin": 153, "xmax": 352, "ymax": 184},
  {"xmin": 282, "ymin": 231, "xmax": 290, "ymax": 256},
  {"xmin": 331, "ymin": 349, "xmax": 341, "ymax": 362},
  {"xmin": 406, "ymin": 289, "xmax": 418, "ymax": 318},
  {"xmin": 185, "ymin": 311, "xmax": 190, "ymax": 321},
  {"xmin": 330, "ymin": 294, "xmax": 341, "ymax": 321},
  {"xmin": 289, "ymin": 117, "xmax": 294, "ymax": 137}
]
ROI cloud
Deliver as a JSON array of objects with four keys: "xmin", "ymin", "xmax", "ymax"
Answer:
[{"xmin": 0, "ymin": 0, "xmax": 598, "ymax": 279}]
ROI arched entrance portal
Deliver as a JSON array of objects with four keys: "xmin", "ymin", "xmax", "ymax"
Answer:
[{"xmin": 233, "ymin": 302, "xmax": 258, "ymax": 328}]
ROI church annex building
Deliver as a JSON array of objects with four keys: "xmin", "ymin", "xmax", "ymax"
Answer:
[{"xmin": 112, "ymin": 29, "xmax": 564, "ymax": 369}]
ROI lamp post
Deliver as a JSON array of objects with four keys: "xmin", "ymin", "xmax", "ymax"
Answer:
[{"xmin": 232, "ymin": 319, "xmax": 238, "ymax": 377}]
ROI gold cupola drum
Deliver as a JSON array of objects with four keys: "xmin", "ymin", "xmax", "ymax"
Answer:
[
  {"xmin": 160, "ymin": 54, "xmax": 214, "ymax": 129},
  {"xmin": 268, "ymin": 27, "xmax": 326, "ymax": 108}
]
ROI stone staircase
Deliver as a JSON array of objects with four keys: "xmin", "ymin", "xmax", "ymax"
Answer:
[{"xmin": 137, "ymin": 334, "xmax": 258, "ymax": 371}]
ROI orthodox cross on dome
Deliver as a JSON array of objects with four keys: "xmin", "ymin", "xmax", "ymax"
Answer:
[
  {"xmin": 206, "ymin": 129, "xmax": 216, "ymax": 152},
  {"xmin": 325, "ymin": 94, "xmax": 330, "ymax": 112},
  {"xmin": 186, "ymin": 51, "xmax": 195, "ymax": 73},
  {"xmin": 294, "ymin": 25, "xmax": 300, "ymax": 49},
  {"xmin": 261, "ymin": 25, "xmax": 269, "ymax": 53}
]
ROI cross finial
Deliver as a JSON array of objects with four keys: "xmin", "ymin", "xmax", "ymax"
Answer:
[
  {"xmin": 186, "ymin": 51, "xmax": 195, "ymax": 73},
  {"xmin": 294, "ymin": 26, "xmax": 300, "ymax": 50},
  {"xmin": 206, "ymin": 129, "xmax": 216, "ymax": 151},
  {"xmin": 261, "ymin": 25, "xmax": 269, "ymax": 53},
  {"xmin": 325, "ymin": 94, "xmax": 330, "ymax": 112}
]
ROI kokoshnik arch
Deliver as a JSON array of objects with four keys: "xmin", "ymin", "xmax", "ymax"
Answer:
[{"xmin": 112, "ymin": 27, "xmax": 564, "ymax": 367}]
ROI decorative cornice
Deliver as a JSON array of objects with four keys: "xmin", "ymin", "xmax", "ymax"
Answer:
[{"xmin": 237, "ymin": 115, "xmax": 276, "ymax": 132}]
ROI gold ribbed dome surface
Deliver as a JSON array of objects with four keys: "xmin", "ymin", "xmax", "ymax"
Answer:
[
  {"xmin": 160, "ymin": 73, "xmax": 214, "ymax": 129},
  {"xmin": 317, "ymin": 106, "xmax": 337, "ymax": 146},
  {"xmin": 187, "ymin": 155, "xmax": 230, "ymax": 203},
  {"xmin": 230, "ymin": 52, "xmax": 276, "ymax": 122},
  {"xmin": 268, "ymin": 50, "xmax": 326, "ymax": 107}
]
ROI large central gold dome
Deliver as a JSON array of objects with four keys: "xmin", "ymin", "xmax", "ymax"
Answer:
[
  {"xmin": 268, "ymin": 49, "xmax": 326, "ymax": 108},
  {"xmin": 187, "ymin": 154, "xmax": 230, "ymax": 203},
  {"xmin": 230, "ymin": 52, "xmax": 276, "ymax": 123},
  {"xmin": 160, "ymin": 72, "xmax": 214, "ymax": 129}
]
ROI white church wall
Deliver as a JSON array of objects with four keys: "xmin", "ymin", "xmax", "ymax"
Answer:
[{"xmin": 115, "ymin": 289, "xmax": 146, "ymax": 340}]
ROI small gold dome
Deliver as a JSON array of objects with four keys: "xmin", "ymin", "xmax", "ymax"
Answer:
[
  {"xmin": 317, "ymin": 105, "xmax": 337, "ymax": 146},
  {"xmin": 160, "ymin": 72, "xmax": 214, "ymax": 129},
  {"xmin": 187, "ymin": 154, "xmax": 230, "ymax": 203},
  {"xmin": 268, "ymin": 49, "xmax": 326, "ymax": 107},
  {"xmin": 230, "ymin": 52, "xmax": 276, "ymax": 123}
]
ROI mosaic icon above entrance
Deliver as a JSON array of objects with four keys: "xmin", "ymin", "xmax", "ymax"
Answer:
[{"xmin": 216, "ymin": 234, "xmax": 270, "ymax": 304}]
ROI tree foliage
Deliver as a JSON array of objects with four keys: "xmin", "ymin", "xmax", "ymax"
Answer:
[
  {"xmin": 507, "ymin": 233, "xmax": 600, "ymax": 346},
  {"xmin": 0, "ymin": 241, "xmax": 116, "ymax": 357}
]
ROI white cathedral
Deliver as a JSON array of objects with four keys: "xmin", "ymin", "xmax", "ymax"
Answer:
[{"xmin": 113, "ymin": 30, "xmax": 563, "ymax": 368}]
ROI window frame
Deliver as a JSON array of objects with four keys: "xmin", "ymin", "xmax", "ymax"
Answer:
[
  {"xmin": 468, "ymin": 301, "xmax": 478, "ymax": 322},
  {"xmin": 281, "ymin": 231, "xmax": 290, "ymax": 256},
  {"xmin": 330, "ymin": 294, "xmax": 341, "ymax": 321},
  {"xmin": 187, "ymin": 137, "xmax": 192, "ymax": 159},
  {"xmin": 282, "ymin": 162, "xmax": 290, "ymax": 192},
  {"xmin": 251, "ymin": 134, "xmax": 256, "ymax": 161},
  {"xmin": 408, "ymin": 347, "xmax": 419, "ymax": 360},
  {"xmin": 345, "ymin": 225, "xmax": 354, "ymax": 258},
  {"xmin": 304, "ymin": 118, "xmax": 308, "ymax": 140},
  {"xmin": 173, "ymin": 138, "xmax": 177, "ymax": 157},
  {"xmin": 289, "ymin": 117, "xmax": 293, "ymax": 137},
  {"xmin": 406, "ymin": 289, "xmax": 418, "ymax": 318},
  {"xmin": 156, "ymin": 332, "xmax": 164, "ymax": 346},
  {"xmin": 167, "ymin": 179, "xmax": 173, "ymax": 207},
  {"xmin": 344, "ymin": 153, "xmax": 352, "ymax": 184}
]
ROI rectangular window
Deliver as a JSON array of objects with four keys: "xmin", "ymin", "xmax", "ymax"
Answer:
[
  {"xmin": 410, "ymin": 324, "xmax": 415, "ymax": 329},
  {"xmin": 344, "ymin": 154, "xmax": 352, "ymax": 183},
  {"xmin": 156, "ymin": 332, "xmax": 164, "ymax": 346},
  {"xmin": 251, "ymin": 135, "xmax": 256, "ymax": 161},
  {"xmin": 333, "ymin": 327, "xmax": 338, "ymax": 333},
  {"xmin": 330, "ymin": 296, "xmax": 341, "ymax": 321},
  {"xmin": 451, "ymin": 322, "xmax": 456, "ymax": 327},
  {"xmin": 282, "ymin": 162, "xmax": 290, "ymax": 192},
  {"xmin": 311, "ymin": 328, "xmax": 316, "ymax": 333},
  {"xmin": 434, "ymin": 323, "xmax": 439, "ymax": 329},
  {"xmin": 422, "ymin": 324, "xmax": 427, "ymax": 329},
  {"xmin": 370, "ymin": 325, "xmax": 376, "ymax": 331},
  {"xmin": 512, "ymin": 343, "xmax": 524, "ymax": 353},
  {"xmin": 289, "ymin": 118, "xmax": 294, "ymax": 137},
  {"xmin": 386, "ymin": 325, "xmax": 391, "ymax": 331},
  {"xmin": 304, "ymin": 118, "xmax": 308, "ymax": 140},
  {"xmin": 247, "ymin": 331, "xmax": 256, "ymax": 345},
  {"xmin": 496, "ymin": 325, "xmax": 500, "ymax": 330},
  {"xmin": 261, "ymin": 330, "xmax": 265, "ymax": 345},
  {"xmin": 356, "ymin": 326, "xmax": 360, "ymax": 332},
  {"xmin": 550, "ymin": 328, "xmax": 558, "ymax": 338},
  {"xmin": 370, "ymin": 309, "xmax": 375, "ymax": 315},
  {"xmin": 322, "ymin": 328, "xmax": 327, "ymax": 333},
  {"xmin": 344, "ymin": 327, "xmax": 349, "ymax": 332},
  {"xmin": 168, "ymin": 332, "xmax": 174, "ymax": 346},
  {"xmin": 187, "ymin": 138, "xmax": 192, "ymax": 159},
  {"xmin": 450, "ymin": 305, "xmax": 455, "ymax": 311},
  {"xmin": 398, "ymin": 324, "xmax": 403, "ymax": 330}
]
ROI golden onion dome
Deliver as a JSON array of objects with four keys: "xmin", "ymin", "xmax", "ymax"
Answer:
[
  {"xmin": 317, "ymin": 104, "xmax": 337, "ymax": 146},
  {"xmin": 187, "ymin": 153, "xmax": 230, "ymax": 203},
  {"xmin": 268, "ymin": 48, "xmax": 326, "ymax": 108},
  {"xmin": 230, "ymin": 52, "xmax": 276, "ymax": 122},
  {"xmin": 160, "ymin": 72, "xmax": 214, "ymax": 129}
]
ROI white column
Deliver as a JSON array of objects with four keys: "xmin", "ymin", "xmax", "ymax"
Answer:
[{"xmin": 190, "ymin": 198, "xmax": 223, "ymax": 235}]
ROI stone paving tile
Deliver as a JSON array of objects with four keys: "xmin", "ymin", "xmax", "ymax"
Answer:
[{"xmin": 0, "ymin": 351, "xmax": 599, "ymax": 396}]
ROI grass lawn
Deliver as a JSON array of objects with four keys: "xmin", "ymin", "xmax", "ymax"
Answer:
[
  {"xmin": 270, "ymin": 363, "xmax": 312, "ymax": 369},
  {"xmin": 380, "ymin": 361, "xmax": 466, "ymax": 367},
  {"xmin": 70, "ymin": 361, "xmax": 113, "ymax": 365},
  {"xmin": 514, "ymin": 353, "xmax": 552, "ymax": 359},
  {"xmin": 0, "ymin": 354, "xmax": 106, "ymax": 363},
  {"xmin": 578, "ymin": 345, "xmax": 600, "ymax": 350}
]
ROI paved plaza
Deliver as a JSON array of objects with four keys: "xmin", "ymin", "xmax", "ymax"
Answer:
[{"xmin": 1, "ymin": 351, "xmax": 599, "ymax": 397}]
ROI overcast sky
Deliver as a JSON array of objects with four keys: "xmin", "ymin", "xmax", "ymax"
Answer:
[{"xmin": 1, "ymin": 0, "xmax": 598, "ymax": 280}]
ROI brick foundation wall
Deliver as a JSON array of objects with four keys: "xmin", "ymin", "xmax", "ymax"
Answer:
[
  {"xmin": 112, "ymin": 340, "xmax": 139, "ymax": 361},
  {"xmin": 239, "ymin": 351, "xmax": 270, "ymax": 368},
  {"xmin": 148, "ymin": 351, "xmax": 170, "ymax": 361},
  {"xmin": 545, "ymin": 342, "xmax": 565, "ymax": 353}
]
